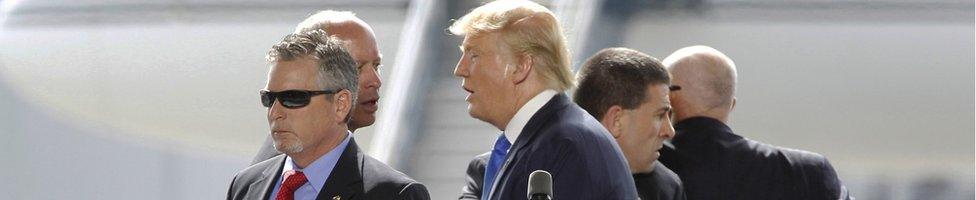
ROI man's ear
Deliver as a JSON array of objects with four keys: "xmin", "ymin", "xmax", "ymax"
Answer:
[
  {"xmin": 334, "ymin": 89, "xmax": 353, "ymax": 123},
  {"xmin": 730, "ymin": 97, "xmax": 737, "ymax": 111},
  {"xmin": 511, "ymin": 53, "xmax": 533, "ymax": 84},
  {"xmin": 600, "ymin": 105, "xmax": 625, "ymax": 139}
]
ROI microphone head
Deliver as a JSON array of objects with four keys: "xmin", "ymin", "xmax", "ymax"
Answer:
[{"xmin": 527, "ymin": 170, "xmax": 553, "ymax": 199}]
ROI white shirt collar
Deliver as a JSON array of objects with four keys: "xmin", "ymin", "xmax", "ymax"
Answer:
[{"xmin": 503, "ymin": 89, "xmax": 558, "ymax": 144}]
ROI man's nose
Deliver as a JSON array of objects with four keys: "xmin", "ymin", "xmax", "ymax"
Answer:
[
  {"xmin": 268, "ymin": 100, "xmax": 286, "ymax": 121},
  {"xmin": 662, "ymin": 123, "xmax": 675, "ymax": 139},
  {"xmin": 454, "ymin": 58, "xmax": 468, "ymax": 77}
]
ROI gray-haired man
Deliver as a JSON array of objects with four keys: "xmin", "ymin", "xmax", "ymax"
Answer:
[
  {"xmin": 227, "ymin": 30, "xmax": 429, "ymax": 200},
  {"xmin": 252, "ymin": 10, "xmax": 385, "ymax": 164}
]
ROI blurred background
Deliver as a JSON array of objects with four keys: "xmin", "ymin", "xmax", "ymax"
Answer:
[{"xmin": 0, "ymin": 0, "xmax": 972, "ymax": 199}]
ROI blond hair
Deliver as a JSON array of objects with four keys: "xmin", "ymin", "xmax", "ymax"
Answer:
[{"xmin": 449, "ymin": 0, "xmax": 574, "ymax": 91}]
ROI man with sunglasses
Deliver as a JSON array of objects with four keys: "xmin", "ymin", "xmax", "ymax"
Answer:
[
  {"xmin": 657, "ymin": 45, "xmax": 851, "ymax": 200},
  {"xmin": 227, "ymin": 30, "xmax": 429, "ymax": 200},
  {"xmin": 251, "ymin": 10, "xmax": 385, "ymax": 165}
]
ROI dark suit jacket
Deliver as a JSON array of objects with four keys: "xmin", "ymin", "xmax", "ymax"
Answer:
[
  {"xmin": 458, "ymin": 152, "xmax": 490, "ymax": 200},
  {"xmin": 659, "ymin": 117, "xmax": 852, "ymax": 200},
  {"xmin": 473, "ymin": 94, "xmax": 638, "ymax": 200},
  {"xmin": 252, "ymin": 135, "xmax": 281, "ymax": 165},
  {"xmin": 633, "ymin": 162, "xmax": 687, "ymax": 200},
  {"xmin": 461, "ymin": 149, "xmax": 685, "ymax": 200},
  {"xmin": 227, "ymin": 137, "xmax": 430, "ymax": 200}
]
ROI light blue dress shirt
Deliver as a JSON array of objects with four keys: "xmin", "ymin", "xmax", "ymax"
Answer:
[{"xmin": 269, "ymin": 131, "xmax": 352, "ymax": 200}]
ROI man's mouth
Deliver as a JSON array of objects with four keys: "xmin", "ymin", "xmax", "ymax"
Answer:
[
  {"xmin": 271, "ymin": 125, "xmax": 291, "ymax": 134},
  {"xmin": 271, "ymin": 130, "xmax": 290, "ymax": 136},
  {"xmin": 652, "ymin": 144, "xmax": 664, "ymax": 152},
  {"xmin": 360, "ymin": 98, "xmax": 379, "ymax": 112},
  {"xmin": 462, "ymin": 86, "xmax": 474, "ymax": 102},
  {"xmin": 462, "ymin": 84, "xmax": 475, "ymax": 96}
]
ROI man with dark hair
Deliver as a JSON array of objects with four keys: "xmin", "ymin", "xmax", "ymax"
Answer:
[
  {"xmin": 574, "ymin": 47, "xmax": 686, "ymax": 200},
  {"xmin": 659, "ymin": 45, "xmax": 851, "ymax": 200},
  {"xmin": 226, "ymin": 30, "xmax": 429, "ymax": 200}
]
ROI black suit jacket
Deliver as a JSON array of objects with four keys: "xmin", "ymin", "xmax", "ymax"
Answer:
[
  {"xmin": 227, "ymin": 137, "xmax": 430, "ymax": 200},
  {"xmin": 472, "ymin": 94, "xmax": 638, "ymax": 200},
  {"xmin": 659, "ymin": 117, "xmax": 852, "ymax": 200},
  {"xmin": 633, "ymin": 162, "xmax": 687, "ymax": 200}
]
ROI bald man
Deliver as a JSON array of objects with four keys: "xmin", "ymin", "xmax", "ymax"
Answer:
[
  {"xmin": 252, "ymin": 10, "xmax": 385, "ymax": 164},
  {"xmin": 657, "ymin": 46, "xmax": 852, "ymax": 200}
]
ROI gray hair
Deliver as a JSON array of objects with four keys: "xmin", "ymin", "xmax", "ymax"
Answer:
[{"xmin": 266, "ymin": 29, "xmax": 360, "ymax": 122}]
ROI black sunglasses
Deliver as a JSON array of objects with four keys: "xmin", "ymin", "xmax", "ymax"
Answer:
[{"xmin": 260, "ymin": 89, "xmax": 338, "ymax": 109}]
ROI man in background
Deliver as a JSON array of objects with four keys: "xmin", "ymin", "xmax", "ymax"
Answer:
[
  {"xmin": 574, "ymin": 48, "xmax": 686, "ymax": 200},
  {"xmin": 658, "ymin": 45, "xmax": 852, "ymax": 200}
]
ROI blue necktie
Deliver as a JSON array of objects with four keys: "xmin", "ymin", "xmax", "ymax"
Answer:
[{"xmin": 482, "ymin": 134, "xmax": 511, "ymax": 200}]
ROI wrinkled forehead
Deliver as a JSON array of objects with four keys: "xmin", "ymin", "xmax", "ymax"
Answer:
[
  {"xmin": 461, "ymin": 32, "xmax": 507, "ymax": 54},
  {"xmin": 267, "ymin": 57, "xmax": 321, "ymax": 89}
]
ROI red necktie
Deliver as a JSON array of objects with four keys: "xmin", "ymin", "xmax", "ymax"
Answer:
[{"xmin": 275, "ymin": 170, "xmax": 308, "ymax": 200}]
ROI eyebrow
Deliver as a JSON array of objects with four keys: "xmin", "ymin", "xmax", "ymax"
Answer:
[
  {"xmin": 658, "ymin": 105, "xmax": 672, "ymax": 114},
  {"xmin": 356, "ymin": 58, "xmax": 382, "ymax": 67}
]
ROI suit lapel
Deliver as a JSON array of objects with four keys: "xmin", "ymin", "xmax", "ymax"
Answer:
[
  {"xmin": 247, "ymin": 155, "xmax": 285, "ymax": 200},
  {"xmin": 487, "ymin": 93, "xmax": 570, "ymax": 200},
  {"xmin": 315, "ymin": 137, "xmax": 365, "ymax": 200}
]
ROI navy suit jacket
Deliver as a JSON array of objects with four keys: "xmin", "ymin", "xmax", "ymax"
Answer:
[
  {"xmin": 483, "ymin": 93, "xmax": 638, "ymax": 200},
  {"xmin": 463, "ymin": 153, "xmax": 682, "ymax": 200}
]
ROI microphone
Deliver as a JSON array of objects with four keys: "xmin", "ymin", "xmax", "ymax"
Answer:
[{"xmin": 527, "ymin": 170, "xmax": 553, "ymax": 200}]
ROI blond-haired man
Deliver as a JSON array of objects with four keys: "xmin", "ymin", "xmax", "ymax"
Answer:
[{"xmin": 451, "ymin": 1, "xmax": 637, "ymax": 199}]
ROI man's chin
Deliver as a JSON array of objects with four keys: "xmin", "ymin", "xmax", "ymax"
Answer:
[
  {"xmin": 273, "ymin": 141, "xmax": 304, "ymax": 154},
  {"xmin": 468, "ymin": 109, "xmax": 487, "ymax": 122},
  {"xmin": 350, "ymin": 115, "xmax": 376, "ymax": 130}
]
